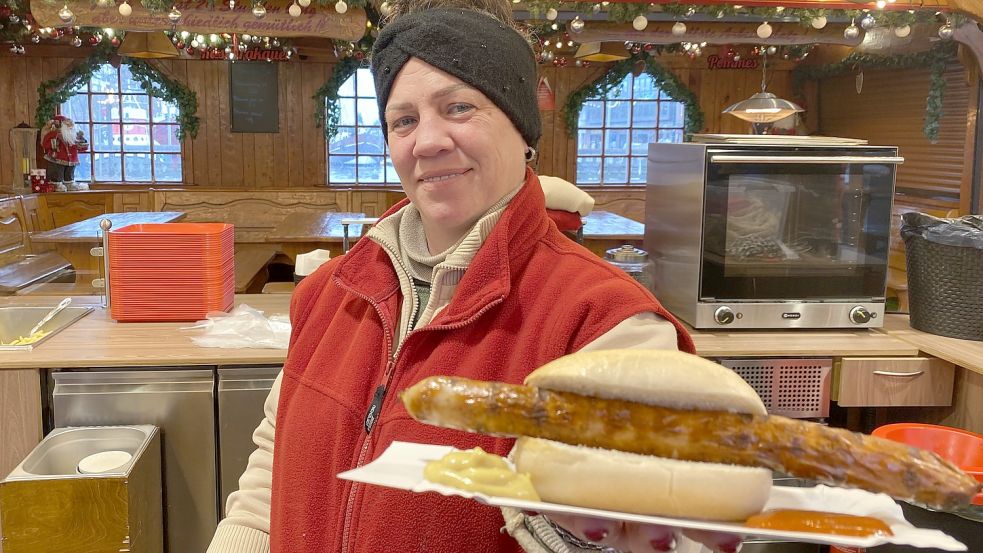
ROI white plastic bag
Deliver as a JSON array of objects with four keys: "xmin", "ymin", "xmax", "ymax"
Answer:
[{"xmin": 183, "ymin": 304, "xmax": 291, "ymax": 349}]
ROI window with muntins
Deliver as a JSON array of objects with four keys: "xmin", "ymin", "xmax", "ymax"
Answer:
[
  {"xmin": 576, "ymin": 72, "xmax": 685, "ymax": 186},
  {"xmin": 59, "ymin": 63, "xmax": 183, "ymax": 183},
  {"xmin": 327, "ymin": 68, "xmax": 400, "ymax": 186}
]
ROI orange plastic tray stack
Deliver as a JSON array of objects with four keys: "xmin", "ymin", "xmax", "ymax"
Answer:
[{"xmin": 108, "ymin": 223, "xmax": 235, "ymax": 322}]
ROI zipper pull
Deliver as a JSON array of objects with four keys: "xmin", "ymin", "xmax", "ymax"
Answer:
[{"xmin": 364, "ymin": 385, "xmax": 387, "ymax": 434}]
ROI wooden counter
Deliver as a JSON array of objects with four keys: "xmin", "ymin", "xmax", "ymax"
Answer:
[
  {"xmin": 880, "ymin": 314, "xmax": 983, "ymax": 376},
  {"xmin": 689, "ymin": 327, "xmax": 919, "ymax": 358},
  {"xmin": 0, "ymin": 295, "xmax": 288, "ymax": 370}
]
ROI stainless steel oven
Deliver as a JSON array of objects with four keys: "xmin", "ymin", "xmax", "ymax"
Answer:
[{"xmin": 645, "ymin": 141, "xmax": 902, "ymax": 329}]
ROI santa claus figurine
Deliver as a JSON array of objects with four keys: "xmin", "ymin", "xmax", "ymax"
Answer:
[{"xmin": 41, "ymin": 115, "xmax": 89, "ymax": 192}]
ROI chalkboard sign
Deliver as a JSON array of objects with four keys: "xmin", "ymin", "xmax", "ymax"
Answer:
[{"xmin": 230, "ymin": 62, "xmax": 279, "ymax": 133}]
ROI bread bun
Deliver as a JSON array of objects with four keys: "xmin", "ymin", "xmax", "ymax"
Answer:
[
  {"xmin": 524, "ymin": 349, "xmax": 767, "ymax": 416},
  {"xmin": 518, "ymin": 350, "xmax": 771, "ymax": 520},
  {"xmin": 513, "ymin": 437, "xmax": 772, "ymax": 521}
]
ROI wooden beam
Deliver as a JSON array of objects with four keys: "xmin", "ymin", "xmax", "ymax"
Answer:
[{"xmin": 573, "ymin": 21, "xmax": 864, "ymax": 46}]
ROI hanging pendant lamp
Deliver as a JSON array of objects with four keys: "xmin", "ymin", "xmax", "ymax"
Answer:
[
  {"xmin": 722, "ymin": 53, "xmax": 803, "ymax": 130},
  {"xmin": 117, "ymin": 31, "xmax": 180, "ymax": 59}
]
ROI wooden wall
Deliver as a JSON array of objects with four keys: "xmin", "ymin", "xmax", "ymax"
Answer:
[
  {"xmin": 816, "ymin": 62, "xmax": 979, "ymax": 305},
  {"xmin": 1, "ymin": 50, "xmax": 795, "ymax": 196}
]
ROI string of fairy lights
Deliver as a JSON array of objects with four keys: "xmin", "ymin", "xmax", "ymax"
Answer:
[{"xmin": 0, "ymin": 0, "xmax": 963, "ymax": 58}]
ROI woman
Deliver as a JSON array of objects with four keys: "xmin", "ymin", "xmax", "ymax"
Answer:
[{"xmin": 208, "ymin": 1, "xmax": 739, "ymax": 552}]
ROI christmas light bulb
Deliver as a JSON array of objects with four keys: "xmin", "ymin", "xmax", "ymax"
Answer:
[{"xmin": 876, "ymin": 0, "xmax": 886, "ymax": 8}]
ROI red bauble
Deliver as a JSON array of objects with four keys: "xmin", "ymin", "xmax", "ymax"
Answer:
[
  {"xmin": 111, "ymin": 36, "xmax": 121, "ymax": 46},
  {"xmin": 176, "ymin": 40, "xmax": 185, "ymax": 49},
  {"xmin": 644, "ymin": 43, "xmax": 654, "ymax": 52},
  {"xmin": 0, "ymin": 6, "xmax": 11, "ymax": 17},
  {"xmin": 354, "ymin": 50, "xmax": 365, "ymax": 60},
  {"xmin": 186, "ymin": 46, "xmax": 196, "ymax": 55},
  {"xmin": 88, "ymin": 36, "xmax": 98, "ymax": 45}
]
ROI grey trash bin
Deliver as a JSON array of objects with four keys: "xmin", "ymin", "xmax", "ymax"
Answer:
[{"xmin": 0, "ymin": 425, "xmax": 163, "ymax": 553}]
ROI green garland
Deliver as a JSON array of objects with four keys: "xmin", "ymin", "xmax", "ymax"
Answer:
[
  {"xmin": 564, "ymin": 55, "xmax": 703, "ymax": 136},
  {"xmin": 792, "ymin": 41, "xmax": 957, "ymax": 143},
  {"xmin": 127, "ymin": 59, "xmax": 200, "ymax": 139},
  {"xmin": 36, "ymin": 43, "xmax": 200, "ymax": 140},
  {"xmin": 313, "ymin": 55, "xmax": 365, "ymax": 140}
]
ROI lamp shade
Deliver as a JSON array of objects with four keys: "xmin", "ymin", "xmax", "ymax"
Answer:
[
  {"xmin": 722, "ymin": 92, "xmax": 804, "ymax": 124},
  {"xmin": 574, "ymin": 42, "xmax": 630, "ymax": 63},
  {"xmin": 117, "ymin": 31, "xmax": 179, "ymax": 59}
]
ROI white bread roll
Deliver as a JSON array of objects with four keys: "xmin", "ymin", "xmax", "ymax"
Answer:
[
  {"xmin": 513, "ymin": 437, "xmax": 772, "ymax": 521},
  {"xmin": 524, "ymin": 349, "xmax": 767, "ymax": 416},
  {"xmin": 518, "ymin": 349, "xmax": 771, "ymax": 520}
]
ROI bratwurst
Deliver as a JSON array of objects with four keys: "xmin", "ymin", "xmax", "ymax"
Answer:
[{"xmin": 401, "ymin": 374, "xmax": 980, "ymax": 511}]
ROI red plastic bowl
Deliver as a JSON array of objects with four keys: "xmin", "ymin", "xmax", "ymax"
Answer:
[{"xmin": 873, "ymin": 423, "xmax": 983, "ymax": 505}]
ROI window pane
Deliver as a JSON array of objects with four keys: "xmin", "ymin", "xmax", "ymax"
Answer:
[
  {"xmin": 357, "ymin": 127, "xmax": 385, "ymax": 155},
  {"xmin": 153, "ymin": 125, "xmax": 181, "ymax": 152},
  {"xmin": 357, "ymin": 155, "xmax": 385, "ymax": 183},
  {"xmin": 355, "ymin": 69, "xmax": 376, "ymax": 98},
  {"xmin": 122, "ymin": 124, "xmax": 151, "ymax": 152},
  {"xmin": 606, "ymin": 101, "xmax": 630, "ymax": 128},
  {"xmin": 356, "ymin": 98, "xmax": 380, "ymax": 127},
  {"xmin": 338, "ymin": 74, "xmax": 355, "ymax": 97},
  {"xmin": 603, "ymin": 157, "xmax": 628, "ymax": 184},
  {"xmin": 632, "ymin": 129, "xmax": 657, "ymax": 155},
  {"xmin": 330, "ymin": 155, "xmax": 357, "ymax": 183},
  {"xmin": 604, "ymin": 129, "xmax": 629, "ymax": 156},
  {"xmin": 90, "ymin": 95, "xmax": 120, "ymax": 122},
  {"xmin": 385, "ymin": 157, "xmax": 400, "ymax": 184},
  {"xmin": 61, "ymin": 95, "xmax": 90, "ymax": 122},
  {"xmin": 121, "ymin": 95, "xmax": 149, "ymax": 122},
  {"xmin": 633, "ymin": 74, "xmax": 658, "ymax": 100},
  {"xmin": 154, "ymin": 154, "xmax": 182, "ymax": 182},
  {"xmin": 658, "ymin": 129, "xmax": 683, "ymax": 143},
  {"xmin": 633, "ymin": 102, "xmax": 657, "ymax": 127},
  {"xmin": 577, "ymin": 129, "xmax": 603, "ymax": 156},
  {"xmin": 576, "ymin": 157, "xmax": 602, "ymax": 184},
  {"xmin": 91, "ymin": 124, "xmax": 120, "ymax": 151},
  {"xmin": 659, "ymin": 102, "xmax": 684, "ymax": 127},
  {"xmin": 610, "ymin": 78, "xmax": 632, "ymax": 100},
  {"xmin": 578, "ymin": 101, "xmax": 604, "ymax": 128},
  {"xmin": 338, "ymin": 98, "xmax": 356, "ymax": 126},
  {"xmin": 75, "ymin": 153, "xmax": 92, "ymax": 182},
  {"xmin": 630, "ymin": 157, "xmax": 647, "ymax": 184},
  {"xmin": 90, "ymin": 65, "xmax": 118, "ymax": 93},
  {"xmin": 120, "ymin": 64, "xmax": 143, "ymax": 93},
  {"xmin": 124, "ymin": 153, "xmax": 152, "ymax": 181},
  {"xmin": 93, "ymin": 152, "xmax": 122, "ymax": 181},
  {"xmin": 329, "ymin": 127, "xmax": 357, "ymax": 155},
  {"xmin": 152, "ymin": 97, "xmax": 179, "ymax": 123}
]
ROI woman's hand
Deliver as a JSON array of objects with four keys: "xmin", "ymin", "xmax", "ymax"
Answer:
[{"xmin": 548, "ymin": 514, "xmax": 743, "ymax": 553}]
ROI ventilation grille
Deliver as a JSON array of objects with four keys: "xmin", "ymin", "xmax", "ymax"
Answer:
[{"xmin": 719, "ymin": 358, "xmax": 832, "ymax": 419}]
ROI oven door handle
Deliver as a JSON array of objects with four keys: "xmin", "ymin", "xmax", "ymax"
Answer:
[{"xmin": 709, "ymin": 155, "xmax": 905, "ymax": 164}]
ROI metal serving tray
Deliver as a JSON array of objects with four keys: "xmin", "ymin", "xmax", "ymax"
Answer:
[{"xmin": 0, "ymin": 306, "xmax": 94, "ymax": 351}]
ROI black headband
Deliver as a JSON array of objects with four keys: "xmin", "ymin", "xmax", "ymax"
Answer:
[{"xmin": 370, "ymin": 8, "xmax": 541, "ymax": 146}]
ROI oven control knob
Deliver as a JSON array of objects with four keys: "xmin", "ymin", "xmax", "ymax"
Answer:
[
  {"xmin": 850, "ymin": 306, "xmax": 872, "ymax": 324},
  {"xmin": 714, "ymin": 306, "xmax": 736, "ymax": 325}
]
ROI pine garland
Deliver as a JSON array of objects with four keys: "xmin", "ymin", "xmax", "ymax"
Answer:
[
  {"xmin": 792, "ymin": 41, "xmax": 957, "ymax": 143},
  {"xmin": 564, "ymin": 55, "xmax": 703, "ymax": 136},
  {"xmin": 36, "ymin": 44, "xmax": 200, "ymax": 140},
  {"xmin": 313, "ymin": 55, "xmax": 365, "ymax": 139}
]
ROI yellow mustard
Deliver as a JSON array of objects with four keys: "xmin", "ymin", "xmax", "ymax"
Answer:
[
  {"xmin": 1, "ymin": 329, "xmax": 48, "ymax": 346},
  {"xmin": 423, "ymin": 447, "xmax": 540, "ymax": 501}
]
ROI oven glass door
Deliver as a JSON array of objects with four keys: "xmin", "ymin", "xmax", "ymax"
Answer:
[{"xmin": 700, "ymin": 149, "xmax": 897, "ymax": 301}]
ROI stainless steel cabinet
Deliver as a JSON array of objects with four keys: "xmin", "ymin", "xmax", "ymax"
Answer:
[
  {"xmin": 52, "ymin": 369, "xmax": 217, "ymax": 553},
  {"xmin": 217, "ymin": 366, "xmax": 281, "ymax": 516}
]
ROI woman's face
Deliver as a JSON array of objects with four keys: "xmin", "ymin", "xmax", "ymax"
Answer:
[{"xmin": 385, "ymin": 57, "xmax": 528, "ymax": 249}]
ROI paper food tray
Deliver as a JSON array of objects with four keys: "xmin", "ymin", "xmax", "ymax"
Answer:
[{"xmin": 338, "ymin": 441, "xmax": 966, "ymax": 551}]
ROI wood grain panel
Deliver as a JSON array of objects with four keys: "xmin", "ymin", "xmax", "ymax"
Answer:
[
  {"xmin": 41, "ymin": 193, "xmax": 112, "ymax": 227},
  {"xmin": 838, "ymin": 357, "xmax": 955, "ymax": 407},
  {"xmin": 0, "ymin": 370, "xmax": 41, "ymax": 480}
]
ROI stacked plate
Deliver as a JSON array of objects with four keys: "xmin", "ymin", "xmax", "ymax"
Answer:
[{"xmin": 108, "ymin": 223, "xmax": 235, "ymax": 322}]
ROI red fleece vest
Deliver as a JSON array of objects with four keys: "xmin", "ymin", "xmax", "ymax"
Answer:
[{"xmin": 270, "ymin": 169, "xmax": 693, "ymax": 553}]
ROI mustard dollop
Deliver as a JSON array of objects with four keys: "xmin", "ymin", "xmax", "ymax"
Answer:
[{"xmin": 424, "ymin": 447, "xmax": 540, "ymax": 501}]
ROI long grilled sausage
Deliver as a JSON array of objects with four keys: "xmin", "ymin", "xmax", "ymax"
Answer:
[{"xmin": 400, "ymin": 376, "xmax": 981, "ymax": 511}]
